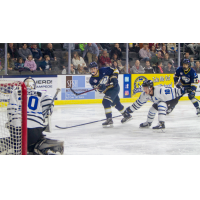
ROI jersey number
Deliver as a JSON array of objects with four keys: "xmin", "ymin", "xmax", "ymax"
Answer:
[
  {"xmin": 164, "ymin": 89, "xmax": 171, "ymax": 95},
  {"xmin": 28, "ymin": 96, "xmax": 39, "ymax": 110}
]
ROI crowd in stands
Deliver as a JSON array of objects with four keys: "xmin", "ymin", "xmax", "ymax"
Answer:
[{"xmin": 0, "ymin": 43, "xmax": 200, "ymax": 75}]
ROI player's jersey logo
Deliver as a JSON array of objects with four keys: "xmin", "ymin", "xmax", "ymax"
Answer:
[
  {"xmin": 93, "ymin": 79, "xmax": 98, "ymax": 83},
  {"xmin": 182, "ymin": 76, "xmax": 190, "ymax": 83},
  {"xmin": 99, "ymin": 76, "xmax": 109, "ymax": 85},
  {"xmin": 133, "ymin": 76, "xmax": 147, "ymax": 95}
]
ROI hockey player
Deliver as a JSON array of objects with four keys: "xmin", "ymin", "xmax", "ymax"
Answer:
[
  {"xmin": 7, "ymin": 77, "xmax": 64, "ymax": 155},
  {"xmin": 89, "ymin": 62, "xmax": 132, "ymax": 127},
  {"xmin": 121, "ymin": 80, "xmax": 183, "ymax": 129},
  {"xmin": 174, "ymin": 59, "xmax": 200, "ymax": 116}
]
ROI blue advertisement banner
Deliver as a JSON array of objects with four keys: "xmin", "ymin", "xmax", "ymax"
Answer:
[
  {"xmin": 61, "ymin": 75, "xmax": 95, "ymax": 100},
  {"xmin": 123, "ymin": 74, "xmax": 131, "ymax": 98}
]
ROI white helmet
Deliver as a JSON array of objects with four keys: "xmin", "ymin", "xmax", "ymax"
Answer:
[{"xmin": 24, "ymin": 77, "xmax": 36, "ymax": 89}]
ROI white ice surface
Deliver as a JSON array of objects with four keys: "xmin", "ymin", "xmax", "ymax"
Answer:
[{"xmin": 46, "ymin": 101, "xmax": 200, "ymax": 155}]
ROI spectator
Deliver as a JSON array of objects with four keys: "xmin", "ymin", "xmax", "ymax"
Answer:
[
  {"xmin": 100, "ymin": 43, "xmax": 111, "ymax": 51},
  {"xmin": 160, "ymin": 45, "xmax": 168, "ymax": 57},
  {"xmin": 164, "ymin": 62, "xmax": 175, "ymax": 73},
  {"xmin": 187, "ymin": 43, "xmax": 198, "ymax": 54},
  {"xmin": 24, "ymin": 55, "xmax": 37, "ymax": 72},
  {"xmin": 15, "ymin": 57, "xmax": 25, "ymax": 70},
  {"xmin": 63, "ymin": 43, "xmax": 81, "ymax": 53},
  {"xmin": 181, "ymin": 52, "xmax": 190, "ymax": 65},
  {"xmin": 149, "ymin": 43, "xmax": 159, "ymax": 50},
  {"xmin": 30, "ymin": 44, "xmax": 43, "ymax": 61},
  {"xmin": 139, "ymin": 43, "xmax": 151, "ymax": 61},
  {"xmin": 62, "ymin": 64, "xmax": 75, "ymax": 75},
  {"xmin": 163, "ymin": 53, "xmax": 174, "ymax": 69},
  {"xmin": 150, "ymin": 45, "xmax": 157, "ymax": 57},
  {"xmin": 1, "ymin": 53, "xmax": 15, "ymax": 71},
  {"xmin": 157, "ymin": 61, "xmax": 164, "ymax": 73},
  {"xmin": 144, "ymin": 60, "xmax": 154, "ymax": 73},
  {"xmin": 129, "ymin": 43, "xmax": 140, "ymax": 53},
  {"xmin": 39, "ymin": 55, "xmax": 52, "ymax": 71},
  {"xmin": 78, "ymin": 65, "xmax": 87, "ymax": 74},
  {"xmin": 167, "ymin": 43, "xmax": 177, "ymax": 53},
  {"xmin": 190, "ymin": 57, "xmax": 195, "ymax": 68},
  {"xmin": 193, "ymin": 61, "xmax": 200, "ymax": 73},
  {"xmin": 112, "ymin": 60, "xmax": 125, "ymax": 74},
  {"xmin": 151, "ymin": 51, "xmax": 163, "ymax": 71},
  {"xmin": 99, "ymin": 49, "xmax": 112, "ymax": 67},
  {"xmin": 60, "ymin": 52, "xmax": 68, "ymax": 71},
  {"xmin": 111, "ymin": 53, "xmax": 122, "ymax": 66},
  {"xmin": 124, "ymin": 64, "xmax": 131, "ymax": 74},
  {"xmin": 79, "ymin": 43, "xmax": 87, "ymax": 52},
  {"xmin": 0, "ymin": 48, "xmax": 5, "ymax": 60},
  {"xmin": 82, "ymin": 43, "xmax": 99, "ymax": 64},
  {"xmin": 8, "ymin": 43, "xmax": 19, "ymax": 61},
  {"xmin": 130, "ymin": 60, "xmax": 145, "ymax": 74},
  {"xmin": 18, "ymin": 43, "xmax": 32, "ymax": 61},
  {"xmin": 72, "ymin": 51, "xmax": 87, "ymax": 72},
  {"xmin": 109, "ymin": 43, "xmax": 123, "ymax": 60},
  {"xmin": 43, "ymin": 43, "xmax": 57, "ymax": 61}
]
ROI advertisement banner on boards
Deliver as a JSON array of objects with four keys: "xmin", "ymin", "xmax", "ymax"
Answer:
[
  {"xmin": 2, "ymin": 75, "xmax": 57, "ymax": 98},
  {"xmin": 61, "ymin": 75, "xmax": 95, "ymax": 100},
  {"xmin": 123, "ymin": 74, "xmax": 131, "ymax": 98},
  {"xmin": 195, "ymin": 73, "xmax": 200, "ymax": 96},
  {"xmin": 131, "ymin": 74, "xmax": 174, "ymax": 98}
]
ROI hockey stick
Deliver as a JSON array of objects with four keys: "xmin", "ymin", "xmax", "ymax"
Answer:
[
  {"xmin": 70, "ymin": 87, "xmax": 96, "ymax": 96},
  {"xmin": 55, "ymin": 115, "xmax": 122, "ymax": 129}
]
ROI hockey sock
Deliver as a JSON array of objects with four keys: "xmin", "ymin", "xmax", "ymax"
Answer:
[
  {"xmin": 115, "ymin": 102, "xmax": 125, "ymax": 114},
  {"xmin": 102, "ymin": 98, "xmax": 112, "ymax": 118},
  {"xmin": 147, "ymin": 106, "xmax": 157, "ymax": 123},
  {"xmin": 190, "ymin": 98, "xmax": 199, "ymax": 108},
  {"xmin": 157, "ymin": 102, "xmax": 167, "ymax": 122}
]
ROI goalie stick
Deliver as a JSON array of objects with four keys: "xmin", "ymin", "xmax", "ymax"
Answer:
[{"xmin": 55, "ymin": 115, "xmax": 122, "ymax": 129}]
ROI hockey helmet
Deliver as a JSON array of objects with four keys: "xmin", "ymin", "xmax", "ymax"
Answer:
[
  {"xmin": 24, "ymin": 77, "xmax": 36, "ymax": 89},
  {"xmin": 142, "ymin": 80, "xmax": 153, "ymax": 88},
  {"xmin": 89, "ymin": 62, "xmax": 98, "ymax": 69},
  {"xmin": 182, "ymin": 59, "xmax": 190, "ymax": 65}
]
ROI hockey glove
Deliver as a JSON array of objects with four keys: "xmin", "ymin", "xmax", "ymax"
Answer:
[
  {"xmin": 189, "ymin": 91, "xmax": 195, "ymax": 99},
  {"xmin": 176, "ymin": 83, "xmax": 182, "ymax": 89},
  {"xmin": 98, "ymin": 84, "xmax": 106, "ymax": 93},
  {"xmin": 111, "ymin": 78, "xmax": 118, "ymax": 87}
]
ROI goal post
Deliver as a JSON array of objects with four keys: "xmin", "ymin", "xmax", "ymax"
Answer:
[{"xmin": 0, "ymin": 80, "xmax": 27, "ymax": 155}]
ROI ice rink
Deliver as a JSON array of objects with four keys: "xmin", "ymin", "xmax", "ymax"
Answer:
[{"xmin": 47, "ymin": 101, "xmax": 200, "ymax": 155}]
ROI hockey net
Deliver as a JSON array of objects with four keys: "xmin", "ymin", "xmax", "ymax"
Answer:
[{"xmin": 0, "ymin": 80, "xmax": 27, "ymax": 155}]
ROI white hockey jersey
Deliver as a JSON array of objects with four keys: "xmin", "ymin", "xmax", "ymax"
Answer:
[
  {"xmin": 7, "ymin": 88, "xmax": 54, "ymax": 129},
  {"xmin": 130, "ymin": 86, "xmax": 182, "ymax": 112}
]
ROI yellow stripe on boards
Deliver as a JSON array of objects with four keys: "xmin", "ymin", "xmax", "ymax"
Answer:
[{"xmin": 54, "ymin": 96, "xmax": 200, "ymax": 105}]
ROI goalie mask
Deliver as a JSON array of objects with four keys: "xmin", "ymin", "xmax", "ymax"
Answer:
[{"xmin": 24, "ymin": 77, "xmax": 36, "ymax": 89}]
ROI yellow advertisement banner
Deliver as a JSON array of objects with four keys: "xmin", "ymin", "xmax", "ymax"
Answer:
[{"xmin": 131, "ymin": 74, "xmax": 175, "ymax": 101}]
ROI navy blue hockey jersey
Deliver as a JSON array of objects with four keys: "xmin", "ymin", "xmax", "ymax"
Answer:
[
  {"xmin": 174, "ymin": 66, "xmax": 198, "ymax": 91},
  {"xmin": 89, "ymin": 67, "xmax": 119, "ymax": 93}
]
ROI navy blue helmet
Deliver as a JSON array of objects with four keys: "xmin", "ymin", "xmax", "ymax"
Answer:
[
  {"xmin": 182, "ymin": 59, "xmax": 190, "ymax": 65},
  {"xmin": 89, "ymin": 62, "xmax": 98, "ymax": 69}
]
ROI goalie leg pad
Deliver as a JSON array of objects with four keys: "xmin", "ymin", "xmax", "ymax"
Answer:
[{"xmin": 34, "ymin": 138, "xmax": 64, "ymax": 155}]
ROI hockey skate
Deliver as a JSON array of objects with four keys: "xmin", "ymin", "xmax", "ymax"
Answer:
[
  {"xmin": 140, "ymin": 121, "xmax": 152, "ymax": 128},
  {"xmin": 102, "ymin": 118, "xmax": 113, "ymax": 128},
  {"xmin": 121, "ymin": 110, "xmax": 132, "ymax": 124},
  {"xmin": 196, "ymin": 107, "xmax": 200, "ymax": 117},
  {"xmin": 152, "ymin": 121, "xmax": 165, "ymax": 129}
]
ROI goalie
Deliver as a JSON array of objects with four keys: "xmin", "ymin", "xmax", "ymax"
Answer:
[{"xmin": 6, "ymin": 77, "xmax": 64, "ymax": 155}]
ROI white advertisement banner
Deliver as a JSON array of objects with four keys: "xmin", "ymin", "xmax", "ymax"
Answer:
[{"xmin": 2, "ymin": 76, "xmax": 57, "ymax": 98}]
